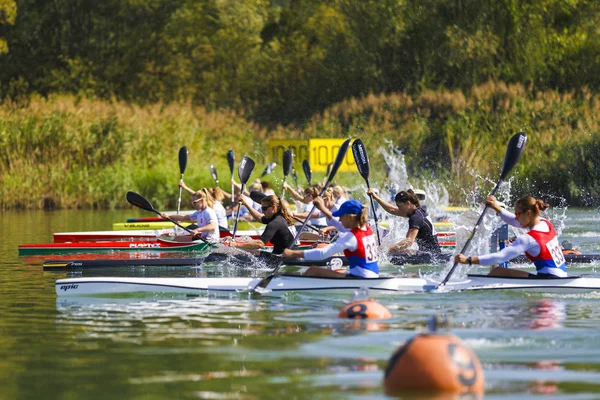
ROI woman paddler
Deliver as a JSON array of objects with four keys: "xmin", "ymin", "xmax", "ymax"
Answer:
[
  {"xmin": 454, "ymin": 195, "xmax": 567, "ymax": 278},
  {"xmin": 282, "ymin": 199, "xmax": 379, "ymax": 278},
  {"xmin": 224, "ymin": 194, "xmax": 295, "ymax": 255},
  {"xmin": 161, "ymin": 190, "xmax": 220, "ymax": 243},
  {"xmin": 367, "ymin": 188, "xmax": 441, "ymax": 256}
]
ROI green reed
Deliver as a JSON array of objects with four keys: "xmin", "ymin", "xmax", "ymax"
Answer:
[{"xmin": 1, "ymin": 83, "xmax": 599, "ymax": 210}]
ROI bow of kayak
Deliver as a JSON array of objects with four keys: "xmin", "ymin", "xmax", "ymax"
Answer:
[{"xmin": 54, "ymin": 274, "xmax": 600, "ymax": 297}]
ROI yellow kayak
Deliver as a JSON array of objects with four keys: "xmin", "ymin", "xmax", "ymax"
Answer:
[
  {"xmin": 444, "ymin": 206, "xmax": 468, "ymax": 212},
  {"xmin": 113, "ymin": 221, "xmax": 193, "ymax": 230},
  {"xmin": 113, "ymin": 220, "xmax": 265, "ymax": 231}
]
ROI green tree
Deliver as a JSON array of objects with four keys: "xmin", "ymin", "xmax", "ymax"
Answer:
[{"xmin": 0, "ymin": 0, "xmax": 16, "ymax": 53}]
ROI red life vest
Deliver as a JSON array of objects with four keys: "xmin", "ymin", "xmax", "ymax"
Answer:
[
  {"xmin": 524, "ymin": 219, "xmax": 567, "ymax": 273},
  {"xmin": 343, "ymin": 225, "xmax": 379, "ymax": 276}
]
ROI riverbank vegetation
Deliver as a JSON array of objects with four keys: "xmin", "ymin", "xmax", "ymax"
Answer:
[
  {"xmin": 1, "ymin": 0, "xmax": 599, "ymax": 209},
  {"xmin": 1, "ymin": 83, "xmax": 599, "ymax": 209}
]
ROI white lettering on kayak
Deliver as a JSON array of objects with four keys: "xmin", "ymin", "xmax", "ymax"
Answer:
[{"xmin": 128, "ymin": 243, "xmax": 161, "ymax": 248}]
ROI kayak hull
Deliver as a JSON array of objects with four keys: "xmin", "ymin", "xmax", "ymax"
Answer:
[
  {"xmin": 55, "ymin": 274, "xmax": 600, "ymax": 297},
  {"xmin": 53, "ymin": 229, "xmax": 265, "ymax": 243},
  {"xmin": 42, "ymin": 252, "xmax": 452, "ymax": 270},
  {"xmin": 42, "ymin": 251, "xmax": 600, "ymax": 270},
  {"xmin": 19, "ymin": 240, "xmax": 210, "ymax": 256}
]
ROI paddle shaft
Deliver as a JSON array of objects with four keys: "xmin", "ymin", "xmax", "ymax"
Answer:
[
  {"xmin": 293, "ymin": 216, "xmax": 321, "ymax": 233},
  {"xmin": 438, "ymin": 132, "xmax": 526, "ymax": 287},
  {"xmin": 231, "ymin": 184, "xmax": 245, "ymax": 239},
  {"xmin": 282, "ymin": 176, "xmax": 288, "ymax": 199},
  {"xmin": 227, "ymin": 150, "xmax": 235, "ymax": 209},
  {"xmin": 439, "ymin": 180, "xmax": 502, "ymax": 286},
  {"xmin": 156, "ymin": 209, "xmax": 212, "ymax": 246},
  {"xmin": 177, "ymin": 146, "xmax": 188, "ymax": 214},
  {"xmin": 281, "ymin": 149, "xmax": 293, "ymax": 200},
  {"xmin": 365, "ymin": 181, "xmax": 381, "ymax": 246},
  {"xmin": 351, "ymin": 138, "xmax": 380, "ymax": 245},
  {"xmin": 253, "ymin": 203, "xmax": 318, "ymax": 290},
  {"xmin": 254, "ymin": 139, "xmax": 351, "ymax": 291},
  {"xmin": 177, "ymin": 174, "xmax": 184, "ymax": 214}
]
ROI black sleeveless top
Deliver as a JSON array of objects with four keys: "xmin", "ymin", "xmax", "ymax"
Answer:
[
  {"xmin": 408, "ymin": 208, "xmax": 441, "ymax": 254},
  {"xmin": 260, "ymin": 214, "xmax": 295, "ymax": 255}
]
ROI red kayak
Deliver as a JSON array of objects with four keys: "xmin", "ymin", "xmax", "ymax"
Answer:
[
  {"xmin": 53, "ymin": 229, "xmax": 265, "ymax": 243},
  {"xmin": 19, "ymin": 238, "xmax": 211, "ymax": 256}
]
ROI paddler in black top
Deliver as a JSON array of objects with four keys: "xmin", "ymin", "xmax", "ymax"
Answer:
[
  {"xmin": 367, "ymin": 188, "xmax": 441, "ymax": 255},
  {"xmin": 224, "ymin": 194, "xmax": 295, "ymax": 255}
]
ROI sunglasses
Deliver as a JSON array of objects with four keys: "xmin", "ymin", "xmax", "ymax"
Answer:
[
  {"xmin": 192, "ymin": 198, "xmax": 204, "ymax": 204},
  {"xmin": 515, "ymin": 210, "xmax": 527, "ymax": 218},
  {"xmin": 261, "ymin": 204, "xmax": 273, "ymax": 212}
]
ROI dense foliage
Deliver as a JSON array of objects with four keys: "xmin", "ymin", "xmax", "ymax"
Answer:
[
  {"xmin": 1, "ymin": 87, "xmax": 599, "ymax": 210},
  {"xmin": 1, "ymin": 0, "xmax": 599, "ymax": 209},
  {"xmin": 1, "ymin": 0, "xmax": 600, "ymax": 124}
]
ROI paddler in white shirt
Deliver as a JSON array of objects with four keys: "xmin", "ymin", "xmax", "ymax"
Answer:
[{"xmin": 161, "ymin": 190, "xmax": 220, "ymax": 243}]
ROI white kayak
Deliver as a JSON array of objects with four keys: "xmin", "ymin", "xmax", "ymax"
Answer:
[{"xmin": 55, "ymin": 274, "xmax": 600, "ymax": 297}]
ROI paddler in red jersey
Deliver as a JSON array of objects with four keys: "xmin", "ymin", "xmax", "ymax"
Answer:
[
  {"xmin": 455, "ymin": 195, "xmax": 567, "ymax": 278},
  {"xmin": 282, "ymin": 199, "xmax": 379, "ymax": 278}
]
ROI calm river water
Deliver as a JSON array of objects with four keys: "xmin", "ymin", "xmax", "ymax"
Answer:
[{"xmin": 2, "ymin": 208, "xmax": 600, "ymax": 399}]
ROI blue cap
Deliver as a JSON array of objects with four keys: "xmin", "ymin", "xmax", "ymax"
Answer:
[{"xmin": 332, "ymin": 200, "xmax": 363, "ymax": 217}]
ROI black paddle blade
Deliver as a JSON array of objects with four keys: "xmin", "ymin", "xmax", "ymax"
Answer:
[
  {"xmin": 499, "ymin": 132, "xmax": 527, "ymax": 180},
  {"xmin": 227, "ymin": 150, "xmax": 235, "ymax": 175},
  {"xmin": 238, "ymin": 156, "xmax": 256, "ymax": 184},
  {"xmin": 126, "ymin": 191, "xmax": 156, "ymax": 214},
  {"xmin": 260, "ymin": 162, "xmax": 277, "ymax": 178},
  {"xmin": 351, "ymin": 138, "xmax": 370, "ymax": 181},
  {"xmin": 438, "ymin": 131, "xmax": 528, "ymax": 288},
  {"xmin": 253, "ymin": 137, "xmax": 352, "ymax": 293},
  {"xmin": 210, "ymin": 165, "xmax": 219, "ymax": 183},
  {"xmin": 282, "ymin": 149, "xmax": 293, "ymax": 176},
  {"xmin": 249, "ymin": 190, "xmax": 267, "ymax": 204},
  {"xmin": 178, "ymin": 146, "xmax": 188, "ymax": 174},
  {"xmin": 321, "ymin": 139, "xmax": 351, "ymax": 192},
  {"xmin": 302, "ymin": 159, "xmax": 312, "ymax": 185}
]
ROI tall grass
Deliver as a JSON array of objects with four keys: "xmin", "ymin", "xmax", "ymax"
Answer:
[{"xmin": 1, "ymin": 83, "xmax": 599, "ymax": 210}]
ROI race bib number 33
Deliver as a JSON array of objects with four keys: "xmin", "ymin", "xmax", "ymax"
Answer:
[
  {"xmin": 362, "ymin": 235, "xmax": 379, "ymax": 262},
  {"xmin": 546, "ymin": 237, "xmax": 566, "ymax": 266}
]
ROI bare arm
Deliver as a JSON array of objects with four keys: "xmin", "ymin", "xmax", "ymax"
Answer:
[
  {"xmin": 161, "ymin": 213, "xmax": 192, "ymax": 223},
  {"xmin": 368, "ymin": 189, "xmax": 401, "ymax": 216},
  {"xmin": 179, "ymin": 180, "xmax": 195, "ymax": 195},
  {"xmin": 231, "ymin": 179, "xmax": 250, "ymax": 196},
  {"xmin": 240, "ymin": 195, "xmax": 264, "ymax": 221},
  {"xmin": 485, "ymin": 195, "xmax": 504, "ymax": 213},
  {"xmin": 312, "ymin": 196, "xmax": 333, "ymax": 220},
  {"xmin": 229, "ymin": 239, "xmax": 266, "ymax": 251},
  {"xmin": 389, "ymin": 228, "xmax": 418, "ymax": 252},
  {"xmin": 193, "ymin": 221, "xmax": 217, "ymax": 235},
  {"xmin": 283, "ymin": 182, "xmax": 305, "ymax": 201},
  {"xmin": 282, "ymin": 248, "xmax": 305, "ymax": 258}
]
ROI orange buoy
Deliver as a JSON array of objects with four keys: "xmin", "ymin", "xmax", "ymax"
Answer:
[
  {"xmin": 383, "ymin": 333, "xmax": 484, "ymax": 397},
  {"xmin": 338, "ymin": 300, "xmax": 392, "ymax": 320},
  {"xmin": 562, "ymin": 249, "xmax": 581, "ymax": 255}
]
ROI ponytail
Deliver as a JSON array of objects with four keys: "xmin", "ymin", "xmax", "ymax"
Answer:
[
  {"xmin": 262, "ymin": 195, "xmax": 295, "ymax": 226},
  {"xmin": 515, "ymin": 196, "xmax": 550, "ymax": 217},
  {"xmin": 394, "ymin": 189, "xmax": 421, "ymax": 208}
]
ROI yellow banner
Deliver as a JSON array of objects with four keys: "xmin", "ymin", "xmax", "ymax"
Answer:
[
  {"xmin": 308, "ymin": 138, "xmax": 356, "ymax": 172},
  {"xmin": 268, "ymin": 138, "xmax": 356, "ymax": 175},
  {"xmin": 268, "ymin": 140, "xmax": 309, "ymax": 166}
]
